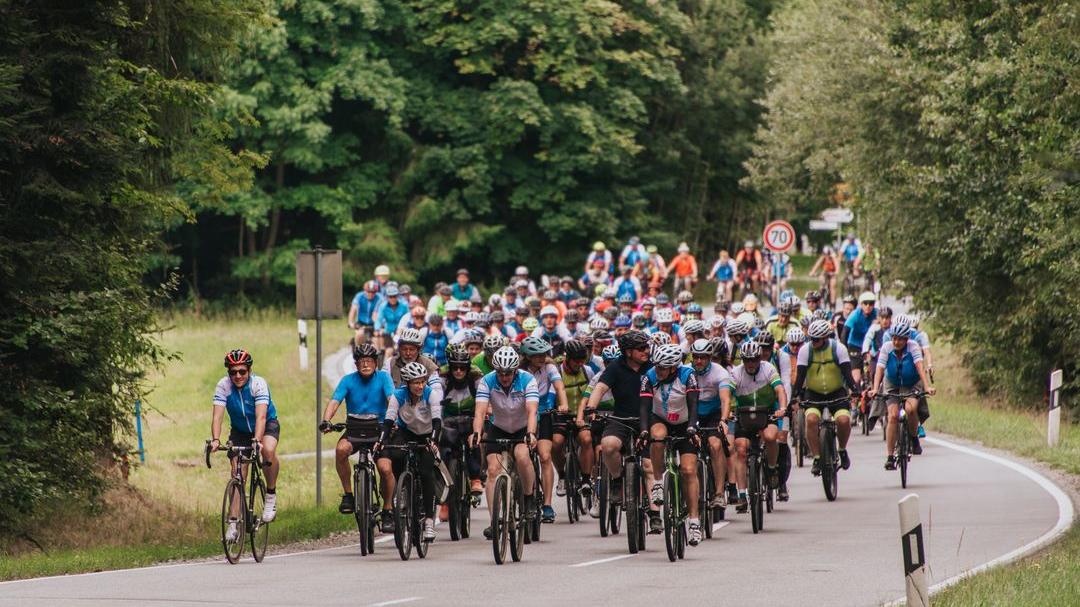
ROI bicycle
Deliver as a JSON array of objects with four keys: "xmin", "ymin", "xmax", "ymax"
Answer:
[
  {"xmin": 654, "ymin": 435, "xmax": 692, "ymax": 562},
  {"xmin": 384, "ymin": 440, "xmax": 437, "ymax": 561},
  {"xmin": 733, "ymin": 407, "xmax": 777, "ymax": 534},
  {"xmin": 697, "ymin": 430, "xmax": 727, "ymax": 539},
  {"xmin": 556, "ymin": 413, "xmax": 587, "ymax": 524},
  {"xmin": 803, "ymin": 395, "xmax": 850, "ymax": 502},
  {"xmin": 482, "ymin": 438, "xmax": 530, "ymax": 564},
  {"xmin": 788, "ymin": 405, "xmax": 808, "ymax": 468},
  {"xmin": 592, "ymin": 413, "xmax": 625, "ymax": 538},
  {"xmin": 204, "ymin": 440, "xmax": 270, "ymax": 564},
  {"xmin": 443, "ymin": 419, "xmax": 478, "ymax": 542},
  {"xmin": 885, "ymin": 389, "xmax": 929, "ymax": 489},
  {"xmin": 620, "ymin": 425, "xmax": 649, "ymax": 555},
  {"xmin": 325, "ymin": 422, "xmax": 380, "ymax": 555},
  {"xmin": 528, "ymin": 446, "xmax": 544, "ymax": 543}
]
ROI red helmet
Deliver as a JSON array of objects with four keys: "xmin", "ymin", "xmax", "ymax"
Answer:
[{"xmin": 224, "ymin": 349, "xmax": 253, "ymax": 368}]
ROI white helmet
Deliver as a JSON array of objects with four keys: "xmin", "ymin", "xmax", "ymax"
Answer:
[
  {"xmin": 464, "ymin": 311, "xmax": 482, "ymax": 323},
  {"xmin": 515, "ymin": 265, "xmax": 529, "ymax": 276},
  {"xmin": 589, "ymin": 317, "xmax": 610, "ymax": 331},
  {"xmin": 652, "ymin": 343, "xmax": 684, "ymax": 367},
  {"xmin": 859, "ymin": 291, "xmax": 877, "ymax": 304},
  {"xmin": 710, "ymin": 315, "xmax": 726, "ymax": 329},
  {"xmin": 737, "ymin": 312, "xmax": 757, "ymax": 327},
  {"xmin": 726, "ymin": 318, "xmax": 751, "ymax": 337},
  {"xmin": 682, "ymin": 320, "xmax": 706, "ymax": 335},
  {"xmin": 654, "ymin": 308, "xmax": 674, "ymax": 324},
  {"xmin": 483, "ymin": 334, "xmax": 506, "ymax": 354},
  {"xmin": 677, "ymin": 242, "xmax": 690, "ymax": 253},
  {"xmin": 730, "ymin": 302, "xmax": 746, "ymax": 314},
  {"xmin": 400, "ymin": 361, "xmax": 429, "ymax": 381},
  {"xmin": 457, "ymin": 300, "xmax": 473, "ymax": 312},
  {"xmin": 540, "ymin": 305, "xmax": 559, "ymax": 318},
  {"xmin": 739, "ymin": 341, "xmax": 762, "ymax": 360},
  {"xmin": 650, "ymin": 331, "xmax": 672, "ymax": 346},
  {"xmin": 602, "ymin": 344, "xmax": 622, "ymax": 361},
  {"xmin": 689, "ymin": 338, "xmax": 713, "ymax": 356},
  {"xmin": 807, "ymin": 319, "xmax": 832, "ymax": 339},
  {"xmin": 491, "ymin": 346, "xmax": 520, "ymax": 372},
  {"xmin": 786, "ymin": 327, "xmax": 806, "ymax": 345},
  {"xmin": 398, "ymin": 328, "xmax": 422, "ymax": 346},
  {"xmin": 374, "ymin": 264, "xmax": 390, "ymax": 276}
]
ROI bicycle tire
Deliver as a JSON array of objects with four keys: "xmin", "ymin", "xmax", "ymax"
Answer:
[
  {"xmin": 899, "ymin": 423, "xmax": 910, "ymax": 489},
  {"xmin": 699, "ymin": 459, "xmax": 713, "ymax": 539},
  {"xmin": 530, "ymin": 454, "xmax": 542, "ymax": 543},
  {"xmin": 221, "ymin": 478, "xmax": 246, "ymax": 564},
  {"xmin": 794, "ymin": 410, "xmax": 806, "ymax": 468},
  {"xmin": 625, "ymin": 460, "xmax": 639, "ymax": 554},
  {"xmin": 598, "ymin": 465, "xmax": 610, "ymax": 537},
  {"xmin": 447, "ymin": 460, "xmax": 462, "ymax": 542},
  {"xmin": 609, "ymin": 501, "xmax": 621, "ymax": 535},
  {"xmin": 565, "ymin": 447, "xmax": 578, "ymax": 524},
  {"xmin": 663, "ymin": 472, "xmax": 678, "ymax": 562},
  {"xmin": 394, "ymin": 470, "xmax": 413, "ymax": 561},
  {"xmin": 414, "ymin": 475, "xmax": 428, "ymax": 559},
  {"xmin": 749, "ymin": 454, "xmax": 762, "ymax": 534},
  {"xmin": 821, "ymin": 428, "xmax": 838, "ymax": 502},
  {"xmin": 636, "ymin": 467, "xmax": 648, "ymax": 551},
  {"xmin": 765, "ymin": 481, "xmax": 774, "ymax": 514},
  {"xmin": 354, "ymin": 466, "xmax": 372, "ymax": 555},
  {"xmin": 249, "ymin": 478, "xmax": 269, "ymax": 562},
  {"xmin": 493, "ymin": 475, "xmax": 509, "ymax": 564},
  {"xmin": 459, "ymin": 461, "xmax": 472, "ymax": 540},
  {"xmin": 510, "ymin": 476, "xmax": 526, "ymax": 561}
]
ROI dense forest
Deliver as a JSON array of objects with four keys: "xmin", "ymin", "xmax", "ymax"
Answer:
[{"xmin": 1, "ymin": 0, "xmax": 1075, "ymax": 530}]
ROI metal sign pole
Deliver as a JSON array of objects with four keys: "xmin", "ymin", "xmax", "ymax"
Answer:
[{"xmin": 315, "ymin": 245, "xmax": 323, "ymax": 506}]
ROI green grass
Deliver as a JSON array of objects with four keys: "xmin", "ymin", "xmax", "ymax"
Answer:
[{"xmin": 925, "ymin": 342, "xmax": 1080, "ymax": 606}]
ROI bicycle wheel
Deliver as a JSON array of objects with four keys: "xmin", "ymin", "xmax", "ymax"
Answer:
[
  {"xmin": 609, "ymin": 500, "xmax": 621, "ymax": 535},
  {"xmin": 899, "ymin": 424, "xmax": 910, "ymax": 489},
  {"xmin": 794, "ymin": 410, "xmax": 806, "ymax": 468},
  {"xmin": 459, "ymin": 461, "xmax": 472, "ymax": 539},
  {"xmin": 663, "ymin": 472, "xmax": 678, "ymax": 562},
  {"xmin": 530, "ymin": 456, "xmax": 542, "ymax": 543},
  {"xmin": 636, "ymin": 469, "xmax": 648, "ymax": 551},
  {"xmin": 699, "ymin": 459, "xmax": 713, "ymax": 539},
  {"xmin": 625, "ymin": 460, "xmax": 639, "ymax": 554},
  {"xmin": 765, "ymin": 481, "xmax": 774, "ymax": 514},
  {"xmin": 414, "ymin": 477, "xmax": 429, "ymax": 559},
  {"xmin": 221, "ymin": 478, "xmax": 246, "ymax": 564},
  {"xmin": 565, "ymin": 450, "xmax": 578, "ymax": 524},
  {"xmin": 447, "ymin": 461, "xmax": 462, "ymax": 542},
  {"xmin": 492, "ymin": 475, "xmax": 509, "ymax": 564},
  {"xmin": 249, "ymin": 478, "xmax": 269, "ymax": 562},
  {"xmin": 821, "ymin": 430, "xmax": 838, "ymax": 502},
  {"xmin": 676, "ymin": 516, "xmax": 686, "ymax": 560},
  {"xmin": 354, "ymin": 466, "xmax": 372, "ymax": 555},
  {"xmin": 748, "ymin": 455, "xmax": 762, "ymax": 534},
  {"xmin": 510, "ymin": 477, "xmax": 526, "ymax": 562},
  {"xmin": 393, "ymin": 470, "xmax": 413, "ymax": 561},
  {"xmin": 598, "ymin": 465, "xmax": 610, "ymax": 537}
]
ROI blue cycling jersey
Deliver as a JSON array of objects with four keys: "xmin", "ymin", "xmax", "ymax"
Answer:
[
  {"xmin": 213, "ymin": 374, "xmax": 278, "ymax": 434},
  {"xmin": 844, "ymin": 308, "xmax": 877, "ymax": 349},
  {"xmin": 331, "ymin": 370, "xmax": 396, "ymax": 420},
  {"xmin": 842, "ymin": 241, "xmax": 861, "ymax": 262},
  {"xmin": 350, "ymin": 291, "xmax": 383, "ymax": 325}
]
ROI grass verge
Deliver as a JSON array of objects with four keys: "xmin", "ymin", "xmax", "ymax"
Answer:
[{"xmin": 925, "ymin": 342, "xmax": 1078, "ymax": 606}]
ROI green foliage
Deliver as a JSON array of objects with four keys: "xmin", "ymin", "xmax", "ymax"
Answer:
[
  {"xmin": 0, "ymin": 0, "xmax": 261, "ymax": 533},
  {"xmin": 746, "ymin": 0, "xmax": 1079, "ymax": 402}
]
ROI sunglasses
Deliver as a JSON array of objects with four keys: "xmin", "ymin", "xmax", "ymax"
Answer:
[
  {"xmin": 861, "ymin": 301, "xmax": 875, "ymax": 306},
  {"xmin": 228, "ymin": 368, "xmax": 249, "ymax": 377},
  {"xmin": 496, "ymin": 370, "xmax": 516, "ymax": 377}
]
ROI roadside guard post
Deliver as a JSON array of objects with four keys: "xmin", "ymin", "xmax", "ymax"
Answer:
[
  {"xmin": 296, "ymin": 247, "xmax": 343, "ymax": 506},
  {"xmin": 1048, "ymin": 369, "xmax": 1063, "ymax": 447},
  {"xmin": 898, "ymin": 494, "xmax": 929, "ymax": 607},
  {"xmin": 298, "ymin": 319, "xmax": 309, "ymax": 370}
]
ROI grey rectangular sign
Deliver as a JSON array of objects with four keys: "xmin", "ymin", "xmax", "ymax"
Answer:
[{"xmin": 296, "ymin": 249, "xmax": 343, "ymax": 319}]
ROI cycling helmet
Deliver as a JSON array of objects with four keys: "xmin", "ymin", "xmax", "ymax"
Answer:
[
  {"xmin": 427, "ymin": 313, "xmax": 444, "ymax": 325},
  {"xmin": 592, "ymin": 329, "xmax": 612, "ymax": 344},
  {"xmin": 650, "ymin": 331, "xmax": 672, "ymax": 346},
  {"xmin": 594, "ymin": 284, "xmax": 607, "ymax": 297},
  {"xmin": 894, "ymin": 313, "xmax": 914, "ymax": 327},
  {"xmin": 789, "ymin": 295, "xmax": 802, "ymax": 309},
  {"xmin": 652, "ymin": 343, "xmax": 684, "ymax": 368},
  {"xmin": 374, "ymin": 264, "xmax": 390, "ymax": 276},
  {"xmin": 400, "ymin": 284, "xmax": 413, "ymax": 295},
  {"xmin": 488, "ymin": 294, "xmax": 503, "ymax": 309},
  {"xmin": 807, "ymin": 319, "xmax": 833, "ymax": 340},
  {"xmin": 908, "ymin": 315, "xmax": 921, "ymax": 328},
  {"xmin": 737, "ymin": 312, "xmax": 757, "ymax": 327},
  {"xmin": 398, "ymin": 328, "xmax": 423, "ymax": 346},
  {"xmin": 590, "ymin": 317, "xmax": 610, "ymax": 331},
  {"xmin": 542, "ymin": 289, "xmax": 557, "ymax": 301},
  {"xmin": 632, "ymin": 314, "xmax": 647, "ymax": 329},
  {"xmin": 891, "ymin": 322, "xmax": 913, "ymax": 338},
  {"xmin": 593, "ymin": 241, "xmax": 606, "ymax": 252},
  {"xmin": 579, "ymin": 334, "xmax": 595, "ymax": 349},
  {"xmin": 683, "ymin": 320, "xmax": 706, "ymax": 335},
  {"xmin": 656, "ymin": 294, "xmax": 670, "ymax": 305},
  {"xmin": 823, "ymin": 245, "xmax": 833, "ymax": 254},
  {"xmin": 565, "ymin": 309, "xmax": 580, "ymax": 323},
  {"xmin": 483, "ymin": 334, "xmax": 505, "ymax": 355},
  {"xmin": 805, "ymin": 290, "xmax": 821, "ymax": 302},
  {"xmin": 563, "ymin": 339, "xmax": 589, "ymax": 360},
  {"xmin": 755, "ymin": 332, "xmax": 775, "ymax": 351},
  {"xmin": 613, "ymin": 314, "xmax": 632, "ymax": 328},
  {"xmin": 778, "ymin": 302, "xmax": 795, "ymax": 316},
  {"xmin": 710, "ymin": 315, "xmax": 726, "ymax": 330},
  {"xmin": 707, "ymin": 336, "xmax": 727, "ymax": 358},
  {"xmin": 602, "ymin": 307, "xmax": 619, "ymax": 321},
  {"xmin": 602, "ymin": 344, "xmax": 622, "ymax": 361},
  {"xmin": 540, "ymin": 305, "xmax": 559, "ymax": 318},
  {"xmin": 224, "ymin": 349, "xmax": 253, "ymax": 367},
  {"xmin": 528, "ymin": 297, "xmax": 542, "ymax": 310},
  {"xmin": 400, "ymin": 361, "xmax": 429, "ymax": 382},
  {"xmin": 385, "ymin": 285, "xmax": 400, "ymax": 297},
  {"xmin": 653, "ymin": 308, "xmax": 674, "ymax": 324},
  {"xmin": 726, "ymin": 318, "xmax": 751, "ymax": 337},
  {"xmin": 522, "ymin": 317, "xmax": 539, "ymax": 332},
  {"xmin": 520, "ymin": 336, "xmax": 553, "ymax": 357},
  {"xmin": 739, "ymin": 340, "xmax": 762, "ymax": 361},
  {"xmin": 812, "ymin": 309, "xmax": 828, "ymax": 321},
  {"xmin": 446, "ymin": 343, "xmax": 470, "ymax": 365},
  {"xmin": 462, "ymin": 329, "xmax": 485, "ymax": 345},
  {"xmin": 617, "ymin": 330, "xmax": 650, "ymax": 353},
  {"xmin": 641, "ymin": 297, "xmax": 656, "ymax": 309},
  {"xmin": 744, "ymin": 240, "xmax": 754, "ymax": 248},
  {"xmin": 754, "ymin": 317, "xmax": 767, "ymax": 330},
  {"xmin": 516, "ymin": 265, "xmax": 529, "ymax": 276},
  {"xmin": 678, "ymin": 291, "xmax": 694, "ymax": 305},
  {"xmin": 364, "ymin": 280, "xmax": 379, "ymax": 292},
  {"xmin": 859, "ymin": 291, "xmax": 876, "ymax": 304},
  {"xmin": 576, "ymin": 297, "xmax": 591, "ymax": 308},
  {"xmin": 476, "ymin": 313, "xmax": 492, "ymax": 328},
  {"xmin": 464, "ymin": 311, "xmax": 482, "ymax": 323},
  {"xmin": 686, "ymin": 303, "xmax": 703, "ymax": 315},
  {"xmin": 842, "ymin": 295, "xmax": 857, "ymax": 305},
  {"xmin": 689, "ymin": 338, "xmax": 713, "ymax": 356},
  {"xmin": 877, "ymin": 306, "xmax": 893, "ymax": 319},
  {"xmin": 353, "ymin": 343, "xmax": 378, "ymax": 361},
  {"xmin": 490, "ymin": 311, "xmax": 505, "ymax": 323},
  {"xmin": 491, "ymin": 346, "xmax": 521, "ymax": 372},
  {"xmin": 730, "ymin": 302, "xmax": 746, "ymax": 314},
  {"xmin": 618, "ymin": 293, "xmax": 634, "ymax": 305},
  {"xmin": 786, "ymin": 327, "xmax": 806, "ymax": 345}
]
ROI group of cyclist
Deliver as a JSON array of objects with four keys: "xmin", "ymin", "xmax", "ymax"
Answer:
[{"xmin": 208, "ymin": 235, "xmax": 934, "ymax": 553}]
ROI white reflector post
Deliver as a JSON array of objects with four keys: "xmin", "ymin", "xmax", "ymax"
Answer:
[{"xmin": 899, "ymin": 493, "xmax": 929, "ymax": 607}]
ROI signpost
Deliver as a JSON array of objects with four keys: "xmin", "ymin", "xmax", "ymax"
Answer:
[
  {"xmin": 296, "ymin": 247, "xmax": 343, "ymax": 505},
  {"xmin": 822, "ymin": 207, "xmax": 854, "ymax": 224},
  {"xmin": 809, "ymin": 220, "xmax": 840, "ymax": 231},
  {"xmin": 763, "ymin": 220, "xmax": 795, "ymax": 306},
  {"xmin": 1048, "ymin": 369, "xmax": 1063, "ymax": 447}
]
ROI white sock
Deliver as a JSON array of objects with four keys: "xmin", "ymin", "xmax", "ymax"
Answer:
[{"xmin": 689, "ymin": 517, "xmax": 700, "ymax": 525}]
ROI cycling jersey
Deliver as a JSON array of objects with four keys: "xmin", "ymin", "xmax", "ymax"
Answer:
[
  {"xmin": 876, "ymin": 340, "xmax": 923, "ymax": 387},
  {"xmin": 844, "ymin": 308, "xmax": 877, "ymax": 349},
  {"xmin": 386, "ymin": 385, "xmax": 442, "ymax": 435},
  {"xmin": 770, "ymin": 253, "xmax": 791, "ymax": 278},
  {"xmin": 777, "ymin": 344, "xmax": 798, "ymax": 396},
  {"xmin": 560, "ymin": 362, "xmax": 595, "ymax": 414},
  {"xmin": 822, "ymin": 255, "xmax": 837, "ymax": 273},
  {"xmin": 796, "ymin": 339, "xmax": 850, "ymax": 394},
  {"xmin": 730, "ymin": 362, "xmax": 781, "ymax": 410},
  {"xmin": 764, "ymin": 316, "xmax": 799, "ymax": 345},
  {"xmin": 613, "ymin": 276, "xmax": 641, "ymax": 302},
  {"xmin": 440, "ymin": 372, "xmax": 480, "ymax": 416},
  {"xmin": 422, "ymin": 328, "xmax": 452, "ymax": 365},
  {"xmin": 842, "ymin": 240, "xmax": 862, "ymax": 262},
  {"xmin": 710, "ymin": 258, "xmax": 737, "ymax": 281},
  {"xmin": 376, "ymin": 300, "xmax": 410, "ymax": 334},
  {"xmin": 640, "ymin": 365, "xmax": 698, "ymax": 424},
  {"xmin": 735, "ymin": 249, "xmax": 760, "ymax": 271},
  {"xmin": 213, "ymin": 374, "xmax": 278, "ymax": 434},
  {"xmin": 331, "ymin": 370, "xmax": 395, "ymax": 420},
  {"xmin": 451, "ymin": 282, "xmax": 480, "ymax": 302},
  {"xmin": 350, "ymin": 291, "xmax": 383, "ymax": 325},
  {"xmin": 528, "ymin": 362, "xmax": 562, "ymax": 413},
  {"xmin": 477, "ymin": 370, "xmax": 540, "ymax": 433},
  {"xmin": 583, "ymin": 371, "xmax": 615, "ymax": 411},
  {"xmin": 693, "ymin": 362, "xmax": 732, "ymax": 416}
]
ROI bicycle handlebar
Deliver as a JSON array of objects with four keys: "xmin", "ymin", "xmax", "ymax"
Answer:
[{"xmin": 204, "ymin": 439, "xmax": 257, "ymax": 469}]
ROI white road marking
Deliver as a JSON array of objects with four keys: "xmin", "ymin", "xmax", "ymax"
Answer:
[
  {"xmin": 367, "ymin": 597, "xmax": 422, "ymax": 607},
  {"xmin": 569, "ymin": 554, "xmax": 636, "ymax": 568},
  {"xmin": 712, "ymin": 521, "xmax": 730, "ymax": 533},
  {"xmin": 883, "ymin": 436, "xmax": 1075, "ymax": 605}
]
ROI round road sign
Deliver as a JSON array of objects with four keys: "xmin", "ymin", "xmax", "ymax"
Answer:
[{"xmin": 763, "ymin": 220, "xmax": 795, "ymax": 253}]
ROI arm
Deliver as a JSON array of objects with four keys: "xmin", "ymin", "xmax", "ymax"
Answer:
[
  {"xmin": 586, "ymin": 381, "xmax": 610, "ymax": 411},
  {"xmin": 791, "ymin": 364, "xmax": 808, "ymax": 398},
  {"xmin": 321, "ymin": 398, "xmax": 342, "ymax": 423},
  {"xmin": 210, "ymin": 404, "xmax": 225, "ymax": 448},
  {"xmin": 526, "ymin": 400, "xmax": 539, "ymax": 436},
  {"xmin": 915, "ymin": 359, "xmax": 935, "ymax": 395},
  {"xmin": 719, "ymin": 386, "xmax": 733, "ymax": 423},
  {"xmin": 554, "ymin": 379, "xmax": 569, "ymax": 413},
  {"xmin": 253, "ymin": 404, "xmax": 268, "ymax": 443},
  {"xmin": 472, "ymin": 399, "xmax": 488, "ymax": 436},
  {"xmin": 690, "ymin": 256, "xmax": 699, "ymax": 280},
  {"xmin": 348, "ymin": 303, "xmax": 359, "ymax": 329}
]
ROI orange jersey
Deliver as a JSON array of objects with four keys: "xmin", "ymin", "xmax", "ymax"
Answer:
[{"xmin": 670, "ymin": 254, "xmax": 697, "ymax": 278}]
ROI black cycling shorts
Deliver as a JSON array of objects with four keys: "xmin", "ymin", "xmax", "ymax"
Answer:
[
  {"xmin": 228, "ymin": 418, "xmax": 281, "ymax": 458},
  {"xmin": 538, "ymin": 410, "xmax": 556, "ymax": 441},
  {"xmin": 339, "ymin": 417, "xmax": 382, "ymax": 454},
  {"xmin": 600, "ymin": 415, "xmax": 638, "ymax": 451},
  {"xmin": 698, "ymin": 411, "xmax": 726, "ymax": 439},
  {"xmin": 648, "ymin": 414, "xmax": 695, "ymax": 454},
  {"xmin": 484, "ymin": 425, "xmax": 527, "ymax": 456}
]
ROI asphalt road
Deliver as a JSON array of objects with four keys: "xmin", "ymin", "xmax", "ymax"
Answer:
[{"xmin": 0, "ymin": 424, "xmax": 1068, "ymax": 606}]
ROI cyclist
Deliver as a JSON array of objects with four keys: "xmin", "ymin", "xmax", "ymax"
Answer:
[
  {"xmin": 380, "ymin": 361, "xmax": 443, "ymax": 541},
  {"xmin": 579, "ymin": 258, "xmax": 610, "ymax": 293},
  {"xmin": 386, "ymin": 328, "xmax": 442, "ymax": 399},
  {"xmin": 319, "ymin": 343, "xmax": 397, "ymax": 531},
  {"xmin": 520, "ymin": 336, "xmax": 568, "ymax": 523},
  {"xmin": 643, "ymin": 244, "xmax": 668, "ymax": 286},
  {"xmin": 439, "ymin": 344, "xmax": 484, "ymax": 501},
  {"xmin": 840, "ymin": 233, "xmax": 864, "ymax": 276},
  {"xmin": 556, "ymin": 276, "xmax": 580, "ymax": 306},
  {"xmin": 552, "ymin": 339, "xmax": 597, "ymax": 502},
  {"xmin": 834, "ymin": 295, "xmax": 857, "ymax": 338},
  {"xmin": 808, "ymin": 246, "xmax": 839, "ymax": 307},
  {"xmin": 514, "ymin": 266, "xmax": 538, "ymax": 297},
  {"xmin": 619, "ymin": 235, "xmax": 647, "ymax": 274},
  {"xmin": 517, "ymin": 317, "xmax": 539, "ymax": 343},
  {"xmin": 791, "ymin": 320, "xmax": 859, "ymax": 476},
  {"xmin": 708, "ymin": 250, "xmax": 738, "ymax": 302},
  {"xmin": 729, "ymin": 341, "xmax": 787, "ymax": 512},
  {"xmin": 374, "ymin": 285, "xmax": 409, "ymax": 352},
  {"xmin": 774, "ymin": 327, "xmax": 805, "ymax": 501},
  {"xmin": 734, "ymin": 240, "xmax": 763, "ymax": 296},
  {"xmin": 869, "ymin": 322, "xmax": 936, "ymax": 469},
  {"xmin": 426, "ymin": 284, "xmax": 452, "ymax": 317},
  {"xmin": 469, "ymin": 347, "xmax": 540, "ymax": 538},
  {"xmin": 373, "ymin": 264, "xmax": 391, "ymax": 294},
  {"xmin": 489, "ymin": 311, "xmax": 518, "ymax": 341},
  {"xmin": 682, "ymin": 320, "xmax": 708, "ymax": 355},
  {"xmin": 444, "ymin": 300, "xmax": 466, "ymax": 335},
  {"xmin": 612, "ymin": 267, "xmax": 642, "ymax": 304},
  {"xmin": 666, "ymin": 242, "xmax": 699, "ymax": 297},
  {"xmin": 533, "ymin": 305, "xmax": 573, "ymax": 356},
  {"xmin": 649, "ymin": 307, "xmax": 684, "ymax": 345},
  {"xmin": 804, "ymin": 290, "xmax": 827, "ymax": 322},
  {"xmin": 348, "ymin": 280, "xmax": 383, "ymax": 346},
  {"xmin": 886, "ymin": 313, "xmax": 934, "ymax": 378},
  {"xmin": 690, "ymin": 339, "xmax": 733, "ymax": 511},
  {"xmin": 421, "ymin": 313, "xmax": 452, "ymax": 366},
  {"xmin": 639, "ymin": 343, "xmax": 702, "ymax": 544},
  {"xmin": 211, "ymin": 349, "xmax": 281, "ymax": 538},
  {"xmin": 586, "ymin": 331, "xmax": 654, "ymax": 524},
  {"xmin": 726, "ymin": 317, "xmax": 754, "ymax": 365},
  {"xmin": 843, "ymin": 292, "xmax": 878, "ymax": 390},
  {"xmin": 764, "ymin": 301, "xmax": 800, "ymax": 349},
  {"xmin": 451, "ymin": 268, "xmax": 481, "ymax": 302},
  {"xmin": 584, "ymin": 241, "xmax": 614, "ymax": 277},
  {"xmin": 765, "ymin": 249, "xmax": 793, "ymax": 303},
  {"xmin": 472, "ymin": 334, "xmax": 505, "ymax": 376}
]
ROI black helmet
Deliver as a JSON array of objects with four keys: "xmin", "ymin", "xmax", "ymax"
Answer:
[
  {"xmin": 755, "ymin": 332, "xmax": 776, "ymax": 351},
  {"xmin": 618, "ymin": 329, "xmax": 650, "ymax": 353},
  {"xmin": 563, "ymin": 339, "xmax": 589, "ymax": 360},
  {"xmin": 352, "ymin": 343, "xmax": 378, "ymax": 361}
]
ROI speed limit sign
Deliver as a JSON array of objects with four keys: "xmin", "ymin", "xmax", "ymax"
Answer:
[{"xmin": 763, "ymin": 220, "xmax": 795, "ymax": 253}]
